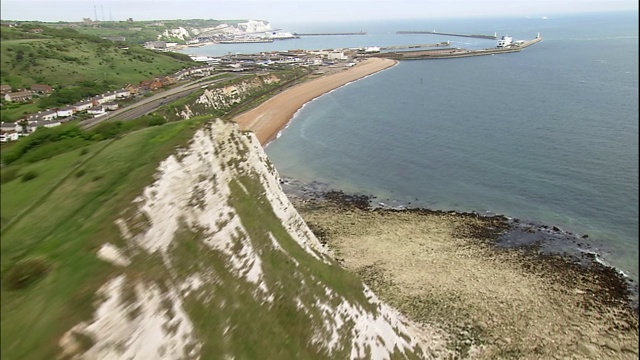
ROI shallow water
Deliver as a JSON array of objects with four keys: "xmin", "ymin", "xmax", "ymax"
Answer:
[{"xmin": 263, "ymin": 12, "xmax": 639, "ymax": 281}]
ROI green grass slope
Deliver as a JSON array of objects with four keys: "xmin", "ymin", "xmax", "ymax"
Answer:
[
  {"xmin": 1, "ymin": 118, "xmax": 438, "ymax": 359},
  {"xmin": 0, "ymin": 25, "xmax": 193, "ymax": 90},
  {"xmin": 1, "ymin": 117, "xmax": 208, "ymax": 359}
]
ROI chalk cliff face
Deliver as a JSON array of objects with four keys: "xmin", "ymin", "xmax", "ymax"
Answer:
[
  {"xmin": 158, "ymin": 27, "xmax": 191, "ymax": 40},
  {"xmin": 160, "ymin": 20, "xmax": 273, "ymax": 41},
  {"xmin": 178, "ymin": 74, "xmax": 284, "ymax": 119},
  {"xmin": 59, "ymin": 119, "xmax": 449, "ymax": 359}
]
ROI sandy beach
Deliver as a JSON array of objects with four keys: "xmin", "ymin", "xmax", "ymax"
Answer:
[{"xmin": 233, "ymin": 57, "xmax": 397, "ymax": 145}]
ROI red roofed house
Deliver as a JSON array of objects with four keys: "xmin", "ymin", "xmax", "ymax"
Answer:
[
  {"xmin": 139, "ymin": 79, "xmax": 162, "ymax": 91},
  {"xmin": 125, "ymin": 84, "xmax": 140, "ymax": 95},
  {"xmin": 31, "ymin": 84, "xmax": 53, "ymax": 94},
  {"xmin": 158, "ymin": 76, "xmax": 175, "ymax": 86}
]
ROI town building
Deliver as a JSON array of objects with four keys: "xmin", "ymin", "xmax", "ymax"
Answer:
[
  {"xmin": 31, "ymin": 84, "xmax": 53, "ymax": 94},
  {"xmin": 103, "ymin": 102, "xmax": 119, "ymax": 111},
  {"xmin": 87, "ymin": 106, "xmax": 106, "ymax": 116},
  {"xmin": 4, "ymin": 91, "xmax": 33, "ymax": 102},
  {"xmin": 57, "ymin": 106, "xmax": 74, "ymax": 118},
  {"xmin": 74, "ymin": 100, "xmax": 93, "ymax": 112},
  {"xmin": 115, "ymin": 89, "xmax": 130, "ymax": 98},
  {"xmin": 0, "ymin": 130, "xmax": 19, "ymax": 142}
]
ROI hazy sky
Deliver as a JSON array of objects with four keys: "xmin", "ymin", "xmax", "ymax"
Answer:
[{"xmin": 1, "ymin": 0, "xmax": 637, "ymax": 24}]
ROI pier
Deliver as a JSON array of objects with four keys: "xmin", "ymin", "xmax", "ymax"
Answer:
[
  {"xmin": 375, "ymin": 35, "xmax": 542, "ymax": 60},
  {"xmin": 379, "ymin": 42, "xmax": 450, "ymax": 50},
  {"xmin": 293, "ymin": 31, "xmax": 367, "ymax": 36},
  {"xmin": 396, "ymin": 30, "xmax": 497, "ymax": 40}
]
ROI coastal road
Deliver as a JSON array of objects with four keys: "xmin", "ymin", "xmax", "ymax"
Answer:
[{"xmin": 80, "ymin": 73, "xmax": 236, "ymax": 130}]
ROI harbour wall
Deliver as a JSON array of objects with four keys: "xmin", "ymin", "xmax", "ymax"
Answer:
[
  {"xmin": 396, "ymin": 31, "xmax": 497, "ymax": 40},
  {"xmin": 375, "ymin": 36, "xmax": 542, "ymax": 60}
]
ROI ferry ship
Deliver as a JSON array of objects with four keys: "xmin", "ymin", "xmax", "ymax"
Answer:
[{"xmin": 497, "ymin": 35, "xmax": 513, "ymax": 48}]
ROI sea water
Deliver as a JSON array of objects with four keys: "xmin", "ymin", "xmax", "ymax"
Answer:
[
  {"xmin": 185, "ymin": 12, "xmax": 639, "ymax": 281},
  {"xmin": 263, "ymin": 11, "xmax": 639, "ymax": 281}
]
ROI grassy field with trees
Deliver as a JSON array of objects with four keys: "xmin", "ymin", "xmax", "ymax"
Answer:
[{"xmin": 0, "ymin": 24, "xmax": 195, "ymax": 121}]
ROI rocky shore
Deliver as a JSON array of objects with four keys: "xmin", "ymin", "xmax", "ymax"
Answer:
[{"xmin": 283, "ymin": 179, "xmax": 639, "ymax": 359}]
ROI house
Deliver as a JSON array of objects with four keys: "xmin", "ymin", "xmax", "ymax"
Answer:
[
  {"xmin": 124, "ymin": 84, "xmax": 140, "ymax": 95},
  {"xmin": 139, "ymin": 79, "xmax": 162, "ymax": 91},
  {"xmin": 0, "ymin": 122, "xmax": 21, "ymax": 133},
  {"xmin": 4, "ymin": 91, "xmax": 32, "ymax": 102},
  {"xmin": 39, "ymin": 110, "xmax": 58, "ymax": 121},
  {"xmin": 139, "ymin": 80, "xmax": 152, "ymax": 89},
  {"xmin": 25, "ymin": 114, "xmax": 41, "ymax": 123},
  {"xmin": 74, "ymin": 100, "xmax": 93, "ymax": 112},
  {"xmin": 57, "ymin": 106, "xmax": 74, "ymax": 117},
  {"xmin": 91, "ymin": 96, "xmax": 103, "ymax": 106},
  {"xmin": 103, "ymin": 102, "xmax": 119, "ymax": 111},
  {"xmin": 158, "ymin": 76, "xmax": 175, "ymax": 86},
  {"xmin": 191, "ymin": 72, "xmax": 208, "ymax": 78},
  {"xmin": 40, "ymin": 119, "xmax": 61, "ymax": 128},
  {"xmin": 31, "ymin": 84, "xmax": 53, "ymax": 94},
  {"xmin": 94, "ymin": 92, "xmax": 116, "ymax": 104},
  {"xmin": 87, "ymin": 106, "xmax": 106, "ymax": 116},
  {"xmin": 327, "ymin": 51, "xmax": 347, "ymax": 61},
  {"xmin": 25, "ymin": 122, "xmax": 39, "ymax": 133},
  {"xmin": 103, "ymin": 92, "xmax": 117, "ymax": 102},
  {"xmin": 115, "ymin": 89, "xmax": 130, "ymax": 99},
  {"xmin": 0, "ymin": 130, "xmax": 19, "ymax": 142},
  {"xmin": 0, "ymin": 84, "xmax": 12, "ymax": 94}
]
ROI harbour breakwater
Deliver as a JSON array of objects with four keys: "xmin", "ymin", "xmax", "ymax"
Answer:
[
  {"xmin": 293, "ymin": 31, "xmax": 367, "ymax": 36},
  {"xmin": 375, "ymin": 36, "xmax": 542, "ymax": 60},
  {"xmin": 397, "ymin": 30, "xmax": 497, "ymax": 40}
]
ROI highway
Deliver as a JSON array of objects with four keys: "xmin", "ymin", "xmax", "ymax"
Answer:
[{"xmin": 80, "ymin": 73, "xmax": 236, "ymax": 130}]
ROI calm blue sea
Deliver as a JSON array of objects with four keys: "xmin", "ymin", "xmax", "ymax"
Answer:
[{"xmin": 186, "ymin": 12, "xmax": 639, "ymax": 281}]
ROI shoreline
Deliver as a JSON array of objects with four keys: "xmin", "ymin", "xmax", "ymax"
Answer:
[
  {"xmin": 279, "ymin": 177, "xmax": 639, "ymax": 303},
  {"xmin": 293, "ymin": 189, "xmax": 639, "ymax": 359},
  {"xmin": 232, "ymin": 57, "xmax": 398, "ymax": 145}
]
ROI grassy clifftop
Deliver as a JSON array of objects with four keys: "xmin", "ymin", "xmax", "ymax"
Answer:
[{"xmin": 1, "ymin": 116, "xmax": 444, "ymax": 359}]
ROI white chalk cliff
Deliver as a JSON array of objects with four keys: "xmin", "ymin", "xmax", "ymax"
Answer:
[{"xmin": 59, "ymin": 119, "xmax": 450, "ymax": 359}]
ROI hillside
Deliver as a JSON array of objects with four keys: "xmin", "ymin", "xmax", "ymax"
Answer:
[
  {"xmin": 4, "ymin": 19, "xmax": 275, "ymax": 45},
  {"xmin": 0, "ymin": 117, "xmax": 449, "ymax": 359},
  {"xmin": 0, "ymin": 25, "xmax": 193, "ymax": 90},
  {"xmin": 66, "ymin": 19, "xmax": 273, "ymax": 44}
]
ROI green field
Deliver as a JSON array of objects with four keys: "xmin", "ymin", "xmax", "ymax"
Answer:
[
  {"xmin": 0, "ymin": 117, "xmax": 209, "ymax": 359},
  {"xmin": 1, "ymin": 26, "xmax": 193, "ymax": 89}
]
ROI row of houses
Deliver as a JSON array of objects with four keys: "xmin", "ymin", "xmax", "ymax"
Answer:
[
  {"xmin": 0, "ymin": 118, "xmax": 66, "ymax": 142},
  {"xmin": 1, "ymin": 59, "xmax": 264, "ymax": 143},
  {"xmin": 0, "ymin": 88, "xmax": 131, "ymax": 143},
  {"xmin": 1, "ymin": 84, "xmax": 54, "ymax": 102}
]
